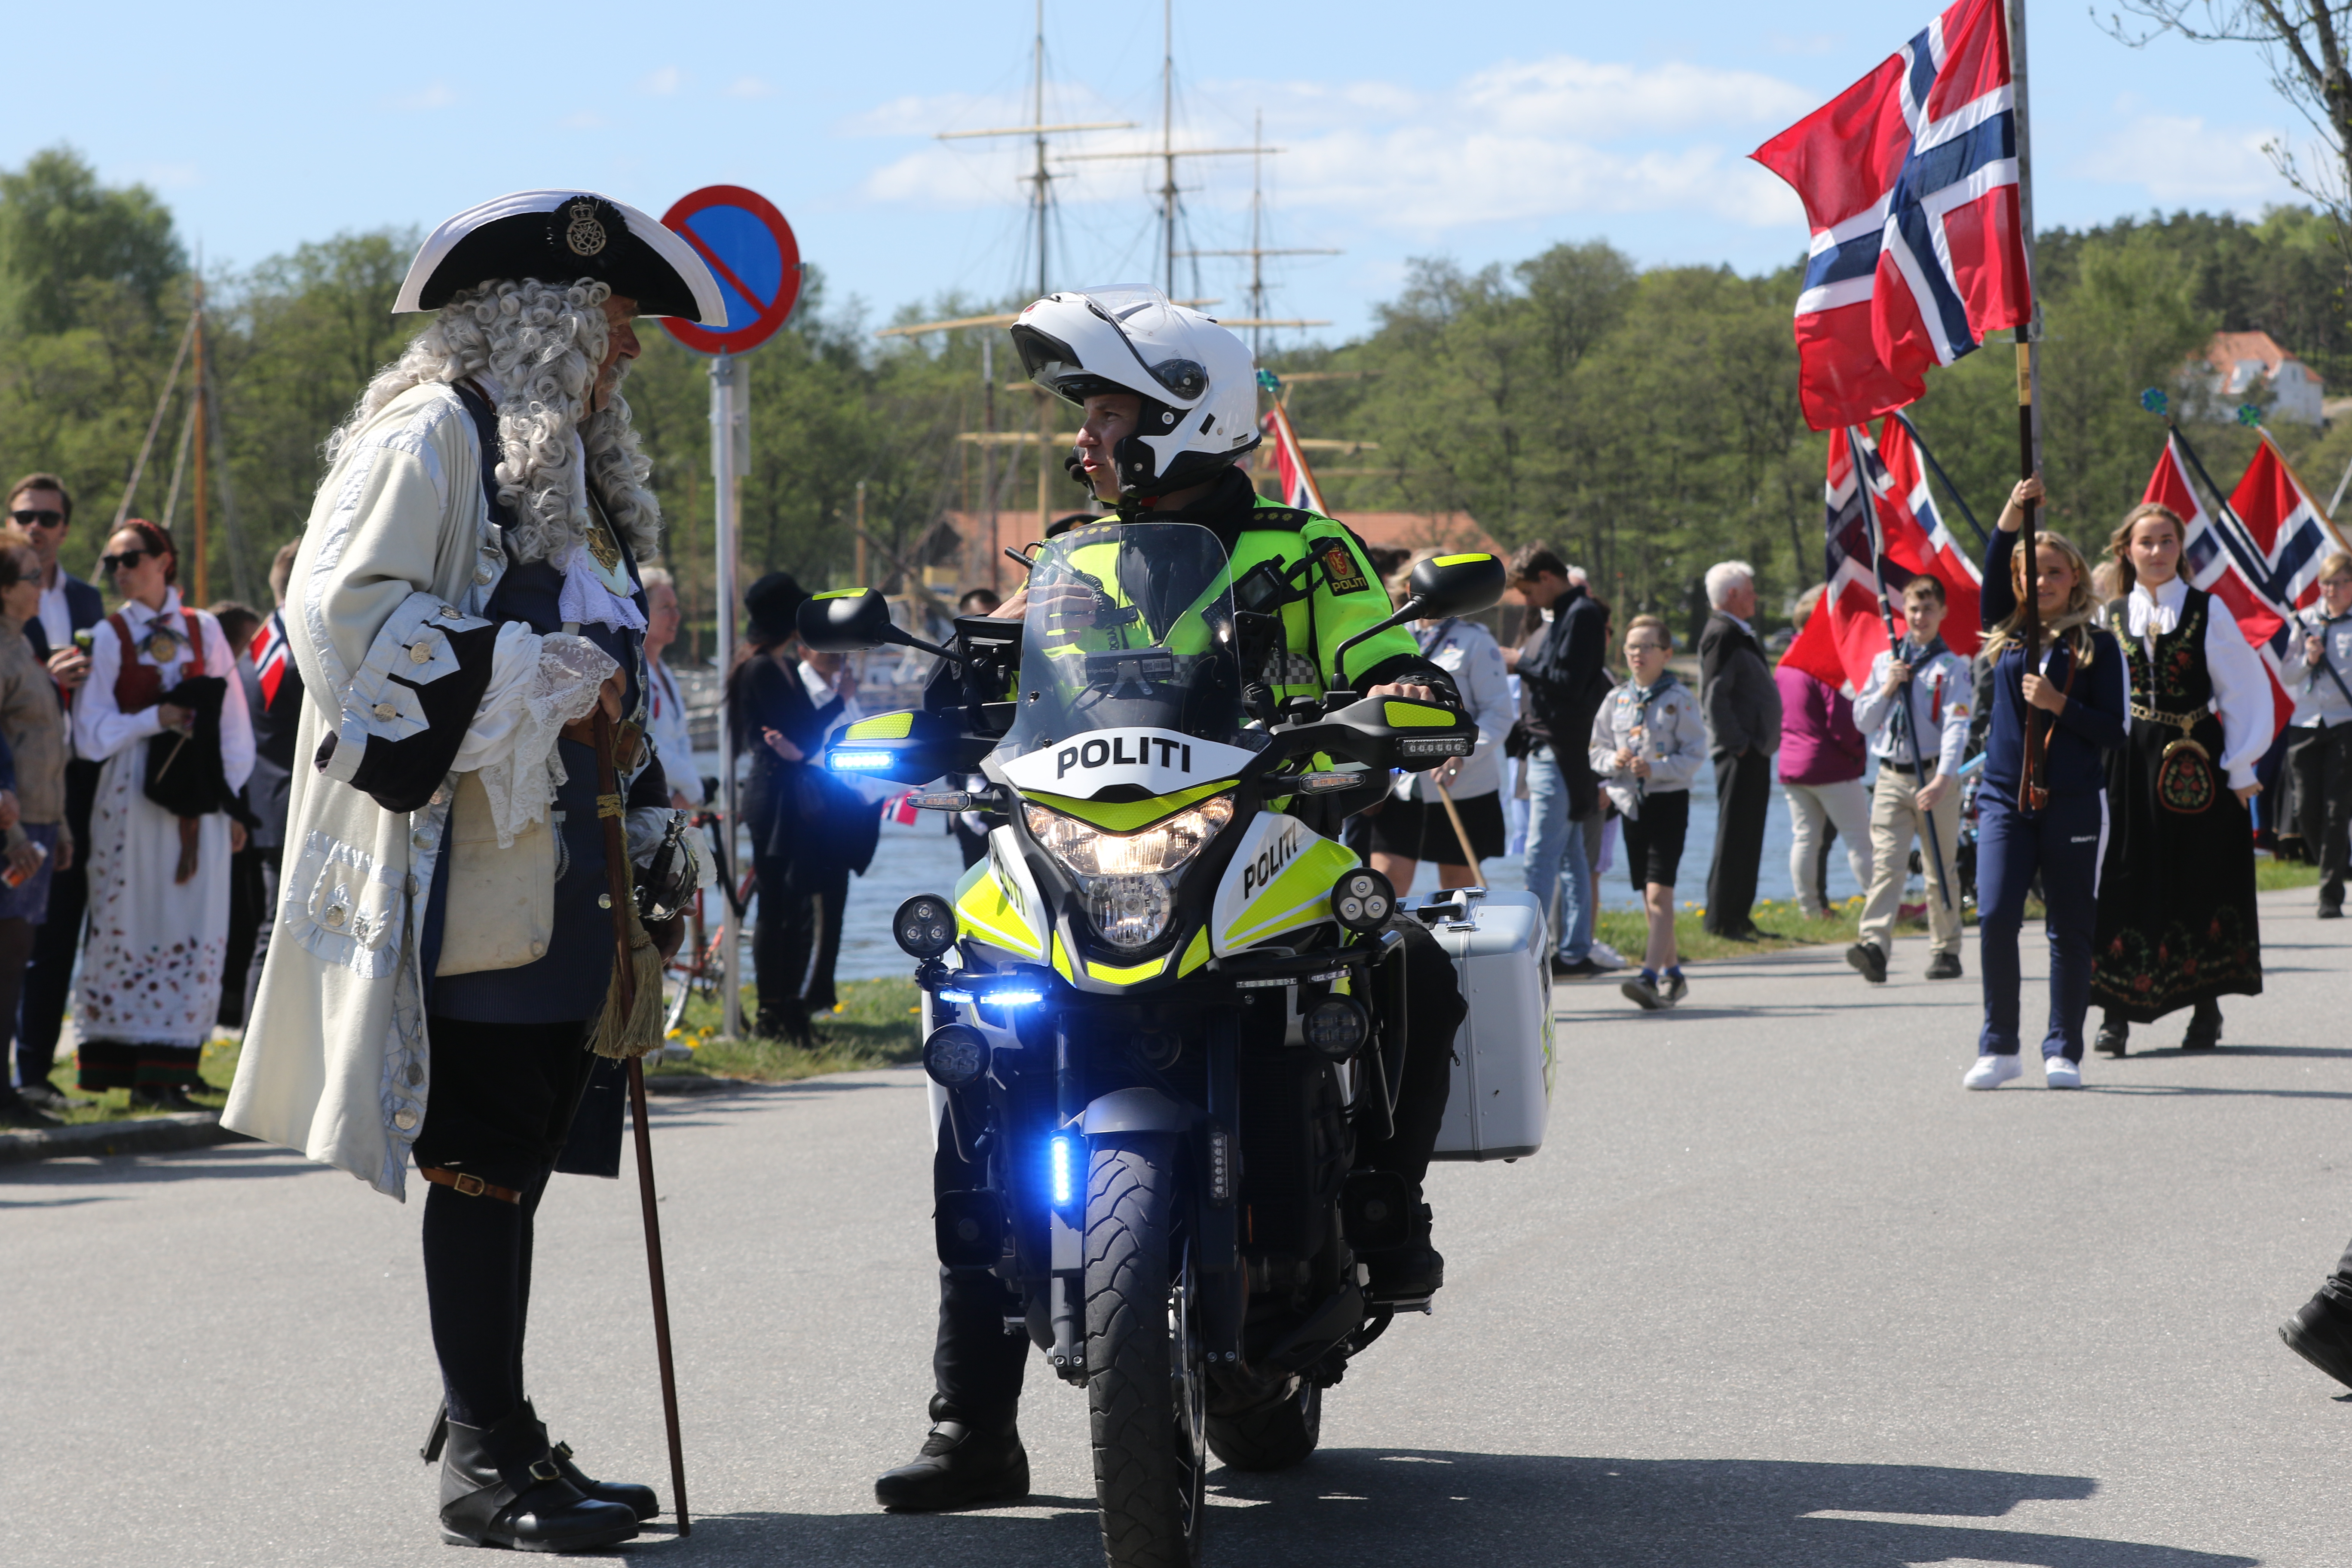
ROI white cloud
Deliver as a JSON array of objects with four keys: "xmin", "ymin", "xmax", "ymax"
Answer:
[
  {"xmin": 849, "ymin": 55, "xmax": 1818, "ymax": 237},
  {"xmin": 382, "ymin": 82, "xmax": 456, "ymax": 113},
  {"xmin": 639, "ymin": 66, "xmax": 683, "ymax": 96},
  {"xmin": 725, "ymin": 76, "xmax": 774, "ymax": 100},
  {"xmin": 2076, "ymin": 114, "xmax": 2293, "ymax": 205},
  {"xmin": 1452, "ymin": 57, "xmax": 1815, "ymax": 138}
]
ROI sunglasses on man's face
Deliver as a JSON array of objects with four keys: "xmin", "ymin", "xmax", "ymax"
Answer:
[
  {"xmin": 9, "ymin": 509, "xmax": 63, "ymax": 530},
  {"xmin": 99, "ymin": 550, "xmax": 150, "ymax": 573}
]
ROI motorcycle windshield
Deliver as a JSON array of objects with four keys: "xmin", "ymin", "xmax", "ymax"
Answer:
[{"xmin": 996, "ymin": 520, "xmax": 1265, "ymax": 799}]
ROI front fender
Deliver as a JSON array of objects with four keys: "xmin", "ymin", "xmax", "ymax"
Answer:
[{"xmin": 1080, "ymin": 1086, "xmax": 1200, "ymax": 1136}]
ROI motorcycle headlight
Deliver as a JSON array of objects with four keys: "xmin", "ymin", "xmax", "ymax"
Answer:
[
  {"xmin": 1024, "ymin": 795, "xmax": 1233, "ymax": 951},
  {"xmin": 1022, "ymin": 795, "xmax": 1233, "ymax": 877}
]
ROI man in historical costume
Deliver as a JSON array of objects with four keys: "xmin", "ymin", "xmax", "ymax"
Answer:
[
  {"xmin": 874, "ymin": 285, "xmax": 1471, "ymax": 1512},
  {"xmin": 224, "ymin": 191, "xmax": 719, "ymax": 1553},
  {"xmin": 6, "ymin": 471, "xmax": 103, "ymax": 1115}
]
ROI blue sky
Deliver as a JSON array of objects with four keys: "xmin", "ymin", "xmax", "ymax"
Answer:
[{"xmin": 5, "ymin": 0, "xmax": 2309, "ymax": 346}]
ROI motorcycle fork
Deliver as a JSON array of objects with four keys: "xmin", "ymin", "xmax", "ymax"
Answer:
[
  {"xmin": 1048, "ymin": 1015, "xmax": 1086, "ymax": 1383},
  {"xmin": 1199, "ymin": 1006, "xmax": 1244, "ymax": 1368}
]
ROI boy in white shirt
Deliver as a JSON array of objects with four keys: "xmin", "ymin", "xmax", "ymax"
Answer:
[{"xmin": 1847, "ymin": 576, "xmax": 1973, "ymax": 983}]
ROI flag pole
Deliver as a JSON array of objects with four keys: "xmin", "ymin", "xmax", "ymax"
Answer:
[
  {"xmin": 1890, "ymin": 408, "xmax": 1990, "ymax": 546},
  {"xmin": 2168, "ymin": 419, "xmax": 2263, "ymax": 545},
  {"xmin": 1850, "ymin": 425, "xmax": 1952, "ymax": 910},
  {"xmin": 2007, "ymin": 0, "xmax": 2046, "ymax": 809}
]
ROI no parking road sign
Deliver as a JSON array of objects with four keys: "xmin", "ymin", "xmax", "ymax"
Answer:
[{"xmin": 658, "ymin": 185, "xmax": 801, "ymax": 355}]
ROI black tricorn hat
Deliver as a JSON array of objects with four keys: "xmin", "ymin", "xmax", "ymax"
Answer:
[{"xmin": 393, "ymin": 190, "xmax": 725, "ymax": 322}]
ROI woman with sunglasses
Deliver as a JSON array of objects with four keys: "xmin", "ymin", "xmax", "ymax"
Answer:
[{"xmin": 70, "ymin": 520, "xmax": 254, "ymax": 1109}]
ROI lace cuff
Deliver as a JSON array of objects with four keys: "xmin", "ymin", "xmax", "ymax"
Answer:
[{"xmin": 456, "ymin": 630, "xmax": 619, "ymax": 848}]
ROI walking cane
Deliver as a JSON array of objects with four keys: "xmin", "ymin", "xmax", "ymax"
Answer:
[
  {"xmin": 1432, "ymin": 775, "xmax": 1479, "ymax": 879},
  {"xmin": 593, "ymin": 707, "xmax": 692, "ymax": 1536}
]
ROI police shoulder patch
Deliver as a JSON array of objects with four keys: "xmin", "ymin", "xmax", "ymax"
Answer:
[{"xmin": 1318, "ymin": 539, "xmax": 1370, "ymax": 596}]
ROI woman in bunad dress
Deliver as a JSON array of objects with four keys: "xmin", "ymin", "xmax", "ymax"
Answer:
[
  {"xmin": 72, "ymin": 520, "xmax": 254, "ymax": 1107},
  {"xmin": 2089, "ymin": 501, "xmax": 2270, "ymax": 1055}
]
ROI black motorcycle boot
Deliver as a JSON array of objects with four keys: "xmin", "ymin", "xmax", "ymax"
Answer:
[
  {"xmin": 2280, "ymin": 1293, "xmax": 2352, "ymax": 1390},
  {"xmin": 437, "ymin": 1404, "xmax": 640, "ymax": 1551},
  {"xmin": 874, "ymin": 1401, "xmax": 1029, "ymax": 1513},
  {"xmin": 1365, "ymin": 1199, "xmax": 1445, "ymax": 1303},
  {"xmin": 2181, "ymin": 1000, "xmax": 2223, "ymax": 1050}
]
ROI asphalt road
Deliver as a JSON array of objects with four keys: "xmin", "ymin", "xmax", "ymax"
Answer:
[{"xmin": 7, "ymin": 886, "xmax": 2351, "ymax": 1567}]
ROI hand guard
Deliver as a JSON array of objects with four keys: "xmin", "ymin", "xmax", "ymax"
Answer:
[{"xmin": 634, "ymin": 810, "xmax": 701, "ymax": 925}]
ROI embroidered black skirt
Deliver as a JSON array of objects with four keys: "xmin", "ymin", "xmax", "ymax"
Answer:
[{"xmin": 2089, "ymin": 707, "xmax": 2262, "ymax": 1022}]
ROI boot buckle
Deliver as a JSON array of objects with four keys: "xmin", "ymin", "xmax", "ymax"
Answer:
[{"xmin": 528, "ymin": 1457, "xmax": 562, "ymax": 1482}]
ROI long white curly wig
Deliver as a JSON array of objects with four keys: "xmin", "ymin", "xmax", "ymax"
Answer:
[{"xmin": 328, "ymin": 278, "xmax": 660, "ymax": 564}]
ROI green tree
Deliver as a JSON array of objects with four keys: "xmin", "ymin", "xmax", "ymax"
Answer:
[{"xmin": 0, "ymin": 146, "xmax": 183, "ymax": 336}]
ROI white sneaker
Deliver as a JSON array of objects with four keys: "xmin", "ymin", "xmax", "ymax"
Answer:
[
  {"xmin": 1963, "ymin": 1054, "xmax": 2023, "ymax": 1090},
  {"xmin": 1589, "ymin": 941, "xmax": 1626, "ymax": 970},
  {"xmin": 2043, "ymin": 1054, "xmax": 2082, "ymax": 1089}
]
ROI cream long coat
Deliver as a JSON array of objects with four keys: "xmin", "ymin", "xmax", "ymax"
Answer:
[{"xmin": 224, "ymin": 383, "xmax": 522, "ymax": 1198}]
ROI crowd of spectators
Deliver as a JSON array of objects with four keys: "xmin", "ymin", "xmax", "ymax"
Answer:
[{"xmin": 0, "ymin": 472, "xmax": 298, "ymax": 1126}]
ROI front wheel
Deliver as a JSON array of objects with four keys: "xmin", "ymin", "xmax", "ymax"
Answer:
[{"xmin": 1084, "ymin": 1135, "xmax": 1205, "ymax": 1568}]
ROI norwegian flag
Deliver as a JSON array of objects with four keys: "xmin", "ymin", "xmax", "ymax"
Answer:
[
  {"xmin": 1781, "ymin": 418, "xmax": 1983, "ymax": 691},
  {"xmin": 251, "ymin": 609, "xmax": 291, "ymax": 707},
  {"xmin": 2145, "ymin": 435, "xmax": 2295, "ymax": 738},
  {"xmin": 1751, "ymin": 0, "xmax": 2034, "ymax": 431},
  {"xmin": 1258, "ymin": 398, "xmax": 1329, "ymax": 516}
]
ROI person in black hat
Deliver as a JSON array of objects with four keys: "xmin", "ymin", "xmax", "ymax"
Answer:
[
  {"xmin": 728, "ymin": 570, "xmax": 863, "ymax": 1043},
  {"xmin": 224, "ymin": 190, "xmax": 722, "ymax": 1553}
]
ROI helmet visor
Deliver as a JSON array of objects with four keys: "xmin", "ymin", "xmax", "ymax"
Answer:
[{"xmin": 1014, "ymin": 285, "xmax": 1214, "ymax": 407}]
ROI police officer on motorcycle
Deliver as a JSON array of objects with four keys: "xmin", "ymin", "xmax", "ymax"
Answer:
[{"xmin": 876, "ymin": 286, "xmax": 1471, "ymax": 1511}]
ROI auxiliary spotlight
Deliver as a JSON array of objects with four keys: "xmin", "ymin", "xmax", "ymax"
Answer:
[
  {"xmin": 922, "ymin": 1023, "xmax": 992, "ymax": 1089},
  {"xmin": 1303, "ymin": 995, "xmax": 1371, "ymax": 1060},
  {"xmin": 894, "ymin": 894, "xmax": 957, "ymax": 959},
  {"xmin": 1330, "ymin": 867, "xmax": 1395, "ymax": 935}
]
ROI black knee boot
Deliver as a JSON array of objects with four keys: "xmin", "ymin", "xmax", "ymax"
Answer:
[
  {"xmin": 874, "ymin": 1270, "xmax": 1030, "ymax": 1512},
  {"xmin": 437, "ymin": 1403, "xmax": 640, "ymax": 1550}
]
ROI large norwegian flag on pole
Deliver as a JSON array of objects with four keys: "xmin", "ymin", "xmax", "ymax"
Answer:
[
  {"xmin": 1750, "ymin": 0, "xmax": 2035, "ymax": 431},
  {"xmin": 1781, "ymin": 417, "xmax": 1985, "ymax": 691},
  {"xmin": 2145, "ymin": 435, "xmax": 2295, "ymax": 738},
  {"xmin": 1258, "ymin": 398, "xmax": 1329, "ymax": 516}
]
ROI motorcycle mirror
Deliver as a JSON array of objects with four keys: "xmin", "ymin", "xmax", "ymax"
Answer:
[
  {"xmin": 1326, "ymin": 551, "xmax": 1507, "ymax": 690},
  {"xmin": 798, "ymin": 588, "xmax": 953, "ymax": 659},
  {"xmin": 1405, "ymin": 552, "xmax": 1507, "ymax": 619}
]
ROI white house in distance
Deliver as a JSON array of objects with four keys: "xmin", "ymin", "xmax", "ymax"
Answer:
[{"xmin": 2196, "ymin": 330, "xmax": 2326, "ymax": 425}]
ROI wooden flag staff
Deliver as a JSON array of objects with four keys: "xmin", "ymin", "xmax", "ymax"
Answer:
[{"xmin": 2009, "ymin": 0, "xmax": 2047, "ymax": 810}]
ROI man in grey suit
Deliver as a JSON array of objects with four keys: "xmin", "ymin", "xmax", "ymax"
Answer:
[{"xmin": 1698, "ymin": 560, "xmax": 1782, "ymax": 941}]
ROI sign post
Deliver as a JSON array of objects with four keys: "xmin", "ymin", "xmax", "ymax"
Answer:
[{"xmin": 660, "ymin": 186, "xmax": 801, "ymax": 1042}]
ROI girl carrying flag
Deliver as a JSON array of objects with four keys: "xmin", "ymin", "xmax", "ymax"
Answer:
[{"xmin": 1968, "ymin": 477, "xmax": 2129, "ymax": 1089}]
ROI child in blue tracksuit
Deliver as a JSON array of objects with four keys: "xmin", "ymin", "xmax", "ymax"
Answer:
[{"xmin": 1969, "ymin": 476, "xmax": 2130, "ymax": 1090}]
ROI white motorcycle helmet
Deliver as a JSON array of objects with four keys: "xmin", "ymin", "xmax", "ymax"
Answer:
[{"xmin": 1010, "ymin": 284, "xmax": 1262, "ymax": 500}]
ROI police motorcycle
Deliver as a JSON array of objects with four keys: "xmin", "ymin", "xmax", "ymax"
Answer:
[{"xmin": 801, "ymin": 528, "xmax": 1512, "ymax": 1566}]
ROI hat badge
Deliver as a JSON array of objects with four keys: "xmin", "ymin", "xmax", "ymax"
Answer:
[{"xmin": 563, "ymin": 199, "xmax": 608, "ymax": 259}]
